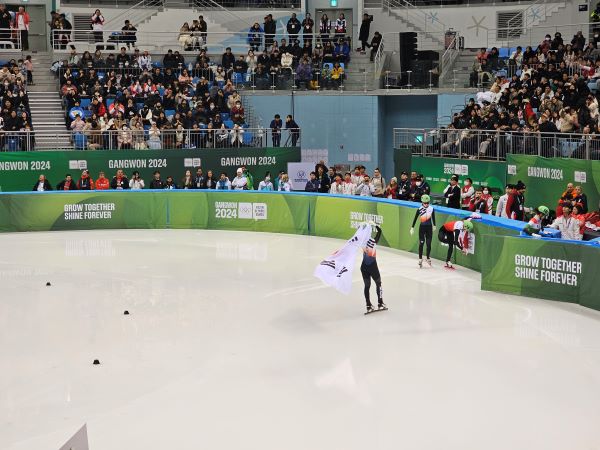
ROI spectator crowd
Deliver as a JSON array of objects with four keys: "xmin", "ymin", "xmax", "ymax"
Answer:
[
  {"xmin": 440, "ymin": 29, "xmax": 600, "ymax": 159},
  {"xmin": 0, "ymin": 56, "xmax": 33, "ymax": 150}
]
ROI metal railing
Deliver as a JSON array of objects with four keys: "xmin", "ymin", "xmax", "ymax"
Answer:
[
  {"xmin": 51, "ymin": 29, "xmax": 353, "ymax": 54},
  {"xmin": 394, "ymin": 127, "xmax": 600, "ymax": 161},
  {"xmin": 1, "ymin": 127, "xmax": 301, "ymax": 151},
  {"xmin": 485, "ymin": 22, "xmax": 600, "ymax": 50},
  {"xmin": 505, "ymin": 0, "xmax": 552, "ymax": 35},
  {"xmin": 439, "ymin": 31, "xmax": 459, "ymax": 85},
  {"xmin": 366, "ymin": 0, "xmax": 540, "ymax": 6},
  {"xmin": 382, "ymin": 0, "xmax": 446, "ymax": 41},
  {"xmin": 60, "ymin": 0, "xmax": 299, "ymax": 7},
  {"xmin": 383, "ymin": 69, "xmax": 438, "ymax": 91},
  {"xmin": 0, "ymin": 28, "xmax": 22, "ymax": 51},
  {"xmin": 102, "ymin": 0, "xmax": 164, "ymax": 30},
  {"xmin": 55, "ymin": 64, "xmax": 373, "ymax": 92}
]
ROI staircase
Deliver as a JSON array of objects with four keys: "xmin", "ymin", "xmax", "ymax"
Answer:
[
  {"xmin": 28, "ymin": 52, "xmax": 71, "ymax": 150},
  {"xmin": 343, "ymin": 51, "xmax": 378, "ymax": 91},
  {"xmin": 441, "ymin": 48, "xmax": 477, "ymax": 89}
]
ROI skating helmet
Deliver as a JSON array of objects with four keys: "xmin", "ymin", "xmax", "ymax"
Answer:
[
  {"xmin": 463, "ymin": 220, "xmax": 474, "ymax": 232},
  {"xmin": 421, "ymin": 194, "xmax": 431, "ymax": 204},
  {"xmin": 538, "ymin": 205, "xmax": 550, "ymax": 216}
]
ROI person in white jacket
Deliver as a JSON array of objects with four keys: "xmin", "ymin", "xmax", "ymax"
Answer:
[
  {"xmin": 137, "ymin": 50, "xmax": 152, "ymax": 70},
  {"xmin": 496, "ymin": 185, "xmax": 510, "ymax": 218},
  {"xmin": 231, "ymin": 168, "xmax": 247, "ymax": 190},
  {"xmin": 548, "ymin": 205, "xmax": 582, "ymax": 240},
  {"xmin": 216, "ymin": 172, "xmax": 232, "ymax": 190},
  {"xmin": 356, "ymin": 175, "xmax": 375, "ymax": 196},
  {"xmin": 330, "ymin": 174, "xmax": 344, "ymax": 194},
  {"xmin": 129, "ymin": 171, "xmax": 145, "ymax": 190},
  {"xmin": 341, "ymin": 172, "xmax": 355, "ymax": 195}
]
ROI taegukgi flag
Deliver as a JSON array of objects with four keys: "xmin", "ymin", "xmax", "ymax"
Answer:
[{"xmin": 314, "ymin": 223, "xmax": 373, "ymax": 294}]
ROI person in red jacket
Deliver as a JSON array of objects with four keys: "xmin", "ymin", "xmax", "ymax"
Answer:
[
  {"xmin": 461, "ymin": 177, "xmax": 474, "ymax": 210},
  {"xmin": 95, "ymin": 171, "xmax": 110, "ymax": 190},
  {"xmin": 504, "ymin": 183, "xmax": 525, "ymax": 220},
  {"xmin": 15, "ymin": 6, "xmax": 30, "ymax": 51},
  {"xmin": 438, "ymin": 219, "xmax": 474, "ymax": 269},
  {"xmin": 56, "ymin": 174, "xmax": 78, "ymax": 191},
  {"xmin": 76, "ymin": 169, "xmax": 95, "ymax": 190}
]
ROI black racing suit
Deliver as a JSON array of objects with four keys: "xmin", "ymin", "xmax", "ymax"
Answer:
[
  {"xmin": 360, "ymin": 225, "xmax": 383, "ymax": 307},
  {"xmin": 438, "ymin": 221, "xmax": 464, "ymax": 263},
  {"xmin": 412, "ymin": 205, "xmax": 436, "ymax": 259}
]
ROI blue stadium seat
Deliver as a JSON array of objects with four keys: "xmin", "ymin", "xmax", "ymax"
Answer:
[
  {"xmin": 165, "ymin": 109, "xmax": 176, "ymax": 119},
  {"xmin": 136, "ymin": 102, "xmax": 144, "ymax": 111},
  {"xmin": 80, "ymin": 98, "xmax": 91, "ymax": 109},
  {"xmin": 223, "ymin": 119, "xmax": 234, "ymax": 128},
  {"xmin": 74, "ymin": 133, "xmax": 87, "ymax": 150},
  {"xmin": 242, "ymin": 131, "xmax": 253, "ymax": 145},
  {"xmin": 97, "ymin": 71, "xmax": 106, "ymax": 80},
  {"xmin": 106, "ymin": 98, "xmax": 114, "ymax": 109},
  {"xmin": 499, "ymin": 48, "xmax": 510, "ymax": 58},
  {"xmin": 220, "ymin": 113, "xmax": 230, "ymax": 121}
]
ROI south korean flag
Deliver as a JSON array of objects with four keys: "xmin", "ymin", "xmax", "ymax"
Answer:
[{"xmin": 314, "ymin": 223, "xmax": 373, "ymax": 295}]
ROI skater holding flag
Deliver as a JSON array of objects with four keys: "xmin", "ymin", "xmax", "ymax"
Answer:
[
  {"xmin": 314, "ymin": 221, "xmax": 386, "ymax": 314},
  {"xmin": 410, "ymin": 194, "xmax": 436, "ymax": 268},
  {"xmin": 438, "ymin": 218, "xmax": 474, "ymax": 269},
  {"xmin": 360, "ymin": 222, "xmax": 386, "ymax": 314}
]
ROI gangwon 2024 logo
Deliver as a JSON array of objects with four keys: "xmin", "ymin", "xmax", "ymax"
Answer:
[{"xmin": 214, "ymin": 201, "xmax": 267, "ymax": 220}]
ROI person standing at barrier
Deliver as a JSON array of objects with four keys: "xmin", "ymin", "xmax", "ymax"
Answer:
[
  {"xmin": 0, "ymin": 5, "xmax": 11, "ymax": 44},
  {"xmin": 443, "ymin": 175, "xmax": 461, "ymax": 209},
  {"xmin": 270, "ymin": 114, "xmax": 282, "ymax": 147},
  {"xmin": 15, "ymin": 7, "xmax": 30, "ymax": 51},
  {"xmin": 95, "ymin": 171, "xmax": 109, "ymax": 190},
  {"xmin": 287, "ymin": 13, "xmax": 301, "ymax": 43},
  {"xmin": 410, "ymin": 194, "xmax": 436, "ymax": 268},
  {"xmin": 32, "ymin": 174, "xmax": 52, "ymax": 191},
  {"xmin": 76, "ymin": 170, "xmax": 94, "ymax": 190},
  {"xmin": 461, "ymin": 178, "xmax": 474, "ymax": 210},
  {"xmin": 285, "ymin": 114, "xmax": 300, "ymax": 146},
  {"xmin": 263, "ymin": 14, "xmax": 275, "ymax": 51},
  {"xmin": 91, "ymin": 9, "xmax": 104, "ymax": 44},
  {"xmin": 548, "ymin": 205, "xmax": 582, "ymax": 240},
  {"xmin": 316, "ymin": 166, "xmax": 330, "ymax": 193},
  {"xmin": 302, "ymin": 13, "xmax": 314, "ymax": 47}
]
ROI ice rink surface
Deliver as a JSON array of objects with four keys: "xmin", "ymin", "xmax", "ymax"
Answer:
[{"xmin": 2, "ymin": 229, "xmax": 600, "ymax": 450}]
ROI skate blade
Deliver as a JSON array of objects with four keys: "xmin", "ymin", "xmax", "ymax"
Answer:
[{"xmin": 364, "ymin": 308, "xmax": 388, "ymax": 315}]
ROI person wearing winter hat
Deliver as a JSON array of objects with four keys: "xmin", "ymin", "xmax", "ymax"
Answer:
[{"xmin": 231, "ymin": 168, "xmax": 248, "ymax": 190}]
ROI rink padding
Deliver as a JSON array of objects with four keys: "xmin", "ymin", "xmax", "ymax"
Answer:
[{"xmin": 1, "ymin": 191, "xmax": 598, "ymax": 310}]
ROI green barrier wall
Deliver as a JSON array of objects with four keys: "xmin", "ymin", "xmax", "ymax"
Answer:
[
  {"xmin": 0, "ymin": 147, "xmax": 300, "ymax": 192},
  {"xmin": 412, "ymin": 156, "xmax": 507, "ymax": 193},
  {"xmin": 0, "ymin": 191, "xmax": 519, "ymax": 273},
  {"xmin": 506, "ymin": 154, "xmax": 600, "ymax": 211},
  {"xmin": 481, "ymin": 235, "xmax": 599, "ymax": 310},
  {"xmin": 2, "ymin": 190, "xmax": 598, "ymax": 309}
]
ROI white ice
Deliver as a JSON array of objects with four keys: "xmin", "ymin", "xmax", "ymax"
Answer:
[{"xmin": 1, "ymin": 229, "xmax": 600, "ymax": 450}]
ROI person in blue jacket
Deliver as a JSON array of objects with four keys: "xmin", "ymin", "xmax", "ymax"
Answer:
[
  {"xmin": 247, "ymin": 22, "xmax": 263, "ymax": 52},
  {"xmin": 305, "ymin": 171, "xmax": 320, "ymax": 192}
]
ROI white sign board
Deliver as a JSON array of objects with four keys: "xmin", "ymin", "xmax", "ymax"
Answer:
[{"xmin": 288, "ymin": 162, "xmax": 314, "ymax": 191}]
